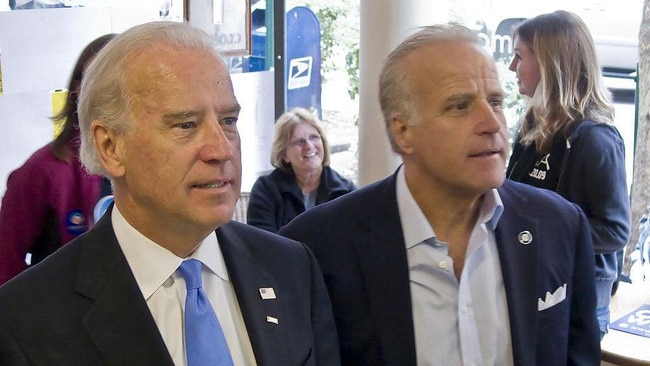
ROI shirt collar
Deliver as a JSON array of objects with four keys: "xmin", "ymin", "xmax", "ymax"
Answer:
[
  {"xmin": 481, "ymin": 187, "xmax": 504, "ymax": 231},
  {"xmin": 396, "ymin": 166, "xmax": 504, "ymax": 249},
  {"xmin": 396, "ymin": 166, "xmax": 435, "ymax": 249},
  {"xmin": 111, "ymin": 205, "xmax": 229, "ymax": 300}
]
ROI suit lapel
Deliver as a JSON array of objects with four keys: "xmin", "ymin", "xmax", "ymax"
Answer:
[
  {"xmin": 216, "ymin": 224, "xmax": 286, "ymax": 365},
  {"xmin": 495, "ymin": 182, "xmax": 540, "ymax": 365},
  {"xmin": 75, "ymin": 211, "xmax": 174, "ymax": 366},
  {"xmin": 354, "ymin": 175, "xmax": 417, "ymax": 365}
]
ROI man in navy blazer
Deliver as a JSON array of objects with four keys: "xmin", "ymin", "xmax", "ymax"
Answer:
[
  {"xmin": 0, "ymin": 216, "xmax": 338, "ymax": 365},
  {"xmin": 280, "ymin": 24, "xmax": 600, "ymax": 365},
  {"xmin": 0, "ymin": 21, "xmax": 339, "ymax": 365}
]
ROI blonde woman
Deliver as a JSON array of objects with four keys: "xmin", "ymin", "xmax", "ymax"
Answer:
[
  {"xmin": 247, "ymin": 108, "xmax": 356, "ymax": 233},
  {"xmin": 507, "ymin": 10, "xmax": 631, "ymax": 338}
]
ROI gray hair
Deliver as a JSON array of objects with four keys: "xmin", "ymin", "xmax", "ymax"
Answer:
[
  {"xmin": 378, "ymin": 23, "xmax": 481, "ymax": 153},
  {"xmin": 78, "ymin": 21, "xmax": 220, "ymax": 176}
]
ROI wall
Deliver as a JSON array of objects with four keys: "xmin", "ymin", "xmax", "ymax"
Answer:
[{"xmin": 232, "ymin": 70, "xmax": 275, "ymax": 192}]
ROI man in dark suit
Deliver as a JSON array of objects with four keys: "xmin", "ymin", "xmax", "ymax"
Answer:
[
  {"xmin": 280, "ymin": 24, "xmax": 600, "ymax": 365},
  {"xmin": 0, "ymin": 21, "xmax": 339, "ymax": 365}
]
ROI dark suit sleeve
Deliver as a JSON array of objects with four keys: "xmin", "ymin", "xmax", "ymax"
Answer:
[
  {"xmin": 247, "ymin": 176, "xmax": 282, "ymax": 233},
  {"xmin": 568, "ymin": 206, "xmax": 601, "ymax": 365},
  {"xmin": 304, "ymin": 244, "xmax": 341, "ymax": 366},
  {"xmin": 0, "ymin": 326, "xmax": 29, "ymax": 366}
]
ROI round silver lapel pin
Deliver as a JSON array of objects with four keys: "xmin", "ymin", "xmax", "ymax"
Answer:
[{"xmin": 518, "ymin": 231, "xmax": 533, "ymax": 245}]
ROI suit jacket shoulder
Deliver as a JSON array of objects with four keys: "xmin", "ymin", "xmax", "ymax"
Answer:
[
  {"xmin": 0, "ymin": 211, "xmax": 173, "ymax": 366},
  {"xmin": 280, "ymin": 173, "xmax": 416, "ymax": 365},
  {"xmin": 216, "ymin": 221, "xmax": 340, "ymax": 365}
]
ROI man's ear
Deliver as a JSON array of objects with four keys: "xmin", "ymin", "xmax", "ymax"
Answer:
[
  {"xmin": 389, "ymin": 114, "xmax": 415, "ymax": 154},
  {"xmin": 92, "ymin": 121, "xmax": 126, "ymax": 178}
]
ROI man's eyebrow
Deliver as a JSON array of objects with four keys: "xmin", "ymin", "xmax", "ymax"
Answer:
[
  {"xmin": 224, "ymin": 103, "xmax": 242, "ymax": 115},
  {"xmin": 162, "ymin": 111, "xmax": 197, "ymax": 122},
  {"xmin": 161, "ymin": 103, "xmax": 241, "ymax": 122},
  {"xmin": 445, "ymin": 93, "xmax": 475, "ymax": 104},
  {"xmin": 488, "ymin": 90, "xmax": 506, "ymax": 99}
]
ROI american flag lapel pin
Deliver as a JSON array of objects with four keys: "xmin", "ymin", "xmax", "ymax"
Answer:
[{"xmin": 259, "ymin": 287, "xmax": 276, "ymax": 300}]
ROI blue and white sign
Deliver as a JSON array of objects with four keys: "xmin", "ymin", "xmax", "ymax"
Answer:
[
  {"xmin": 285, "ymin": 6, "xmax": 321, "ymax": 118},
  {"xmin": 610, "ymin": 304, "xmax": 650, "ymax": 338},
  {"xmin": 287, "ymin": 56, "xmax": 313, "ymax": 90}
]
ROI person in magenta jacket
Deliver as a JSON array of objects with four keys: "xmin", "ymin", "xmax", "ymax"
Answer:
[{"xmin": 0, "ymin": 34, "xmax": 115, "ymax": 285}]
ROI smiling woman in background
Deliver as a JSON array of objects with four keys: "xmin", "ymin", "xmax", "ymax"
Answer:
[{"xmin": 247, "ymin": 107, "xmax": 356, "ymax": 233}]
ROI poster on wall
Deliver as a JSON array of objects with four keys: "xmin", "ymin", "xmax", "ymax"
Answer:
[{"xmin": 186, "ymin": 0, "xmax": 250, "ymax": 56}]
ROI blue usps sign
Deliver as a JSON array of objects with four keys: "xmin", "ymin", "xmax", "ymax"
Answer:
[
  {"xmin": 610, "ymin": 304, "xmax": 650, "ymax": 338},
  {"xmin": 288, "ymin": 56, "xmax": 313, "ymax": 90},
  {"xmin": 285, "ymin": 6, "xmax": 322, "ymax": 119}
]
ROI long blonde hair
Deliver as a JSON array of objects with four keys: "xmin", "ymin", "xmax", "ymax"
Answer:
[{"xmin": 514, "ymin": 10, "xmax": 614, "ymax": 153}]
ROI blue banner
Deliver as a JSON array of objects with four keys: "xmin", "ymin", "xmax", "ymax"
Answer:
[{"xmin": 285, "ymin": 6, "xmax": 322, "ymax": 119}]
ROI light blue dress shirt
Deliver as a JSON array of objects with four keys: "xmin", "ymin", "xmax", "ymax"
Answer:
[
  {"xmin": 396, "ymin": 167, "xmax": 513, "ymax": 366},
  {"xmin": 111, "ymin": 206, "xmax": 257, "ymax": 366}
]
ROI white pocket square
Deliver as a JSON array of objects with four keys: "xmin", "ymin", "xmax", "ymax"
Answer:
[{"xmin": 538, "ymin": 283, "xmax": 567, "ymax": 311}]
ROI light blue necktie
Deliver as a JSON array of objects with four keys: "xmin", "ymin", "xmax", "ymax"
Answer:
[{"xmin": 178, "ymin": 259, "xmax": 234, "ymax": 366}]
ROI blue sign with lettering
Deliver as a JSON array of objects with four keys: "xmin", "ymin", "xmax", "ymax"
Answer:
[
  {"xmin": 285, "ymin": 6, "xmax": 322, "ymax": 119},
  {"xmin": 610, "ymin": 304, "xmax": 650, "ymax": 338}
]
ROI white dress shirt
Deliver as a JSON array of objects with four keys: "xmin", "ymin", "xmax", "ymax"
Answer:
[
  {"xmin": 112, "ymin": 206, "xmax": 257, "ymax": 366},
  {"xmin": 396, "ymin": 167, "xmax": 513, "ymax": 366}
]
